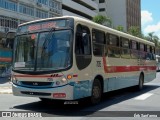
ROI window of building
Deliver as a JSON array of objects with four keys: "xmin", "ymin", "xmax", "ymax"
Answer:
[
  {"xmin": 0, "ymin": 16, "xmax": 18, "ymax": 29},
  {"xmin": 19, "ymin": 4, "xmax": 34, "ymax": 16},
  {"xmin": 0, "ymin": 0, "xmax": 17, "ymax": 11},
  {"xmin": 99, "ymin": 8, "xmax": 105, "ymax": 12},
  {"xmin": 99, "ymin": 0, "xmax": 105, "ymax": 3},
  {"xmin": 37, "ymin": 0, "xmax": 48, "ymax": 5},
  {"xmin": 36, "ymin": 9, "xmax": 48, "ymax": 18},
  {"xmin": 49, "ymin": 13, "xmax": 55, "ymax": 18},
  {"xmin": 49, "ymin": 0, "xmax": 61, "ymax": 10}
]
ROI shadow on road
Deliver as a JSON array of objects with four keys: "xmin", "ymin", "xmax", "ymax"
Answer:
[
  {"xmin": 0, "ymin": 77, "xmax": 10, "ymax": 84},
  {"xmin": 13, "ymin": 85, "xmax": 159, "ymax": 117}
]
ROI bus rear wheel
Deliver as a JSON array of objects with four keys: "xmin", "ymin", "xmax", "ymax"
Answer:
[{"xmin": 90, "ymin": 79, "xmax": 102, "ymax": 104}]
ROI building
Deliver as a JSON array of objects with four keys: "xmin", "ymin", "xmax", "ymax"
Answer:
[
  {"xmin": 0, "ymin": 0, "xmax": 62, "ymax": 39},
  {"xmin": 95, "ymin": 0, "xmax": 141, "ymax": 32},
  {"xmin": 62, "ymin": 0, "xmax": 98, "ymax": 20}
]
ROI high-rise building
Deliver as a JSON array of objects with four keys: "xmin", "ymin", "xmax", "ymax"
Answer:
[
  {"xmin": 0, "ymin": 0, "xmax": 62, "ymax": 39},
  {"xmin": 126, "ymin": 0, "xmax": 141, "ymax": 31},
  {"xmin": 94, "ymin": 0, "xmax": 141, "ymax": 31},
  {"xmin": 62, "ymin": 0, "xmax": 98, "ymax": 20}
]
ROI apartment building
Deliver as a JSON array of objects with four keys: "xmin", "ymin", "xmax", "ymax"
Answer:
[
  {"xmin": 0, "ymin": 0, "xmax": 62, "ymax": 39},
  {"xmin": 62, "ymin": 0, "xmax": 98, "ymax": 19},
  {"xmin": 94, "ymin": 0, "xmax": 141, "ymax": 31}
]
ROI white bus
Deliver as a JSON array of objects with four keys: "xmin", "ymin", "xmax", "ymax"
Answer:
[{"xmin": 11, "ymin": 16, "xmax": 156, "ymax": 104}]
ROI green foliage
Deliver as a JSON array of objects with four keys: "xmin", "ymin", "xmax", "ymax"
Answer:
[
  {"xmin": 92, "ymin": 15, "xmax": 112, "ymax": 27},
  {"xmin": 128, "ymin": 26, "xmax": 142, "ymax": 37},
  {"xmin": 142, "ymin": 32, "xmax": 160, "ymax": 49},
  {"xmin": 116, "ymin": 25, "xmax": 124, "ymax": 32}
]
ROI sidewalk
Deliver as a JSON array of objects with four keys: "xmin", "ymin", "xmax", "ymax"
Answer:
[
  {"xmin": 0, "ymin": 86, "xmax": 12, "ymax": 94},
  {"xmin": 0, "ymin": 77, "xmax": 12, "ymax": 94}
]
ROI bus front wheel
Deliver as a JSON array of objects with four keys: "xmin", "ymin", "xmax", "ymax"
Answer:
[{"xmin": 90, "ymin": 79, "xmax": 102, "ymax": 104}]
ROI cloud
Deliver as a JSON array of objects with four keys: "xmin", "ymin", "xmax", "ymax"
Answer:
[
  {"xmin": 144, "ymin": 22, "xmax": 160, "ymax": 38},
  {"xmin": 141, "ymin": 10, "xmax": 153, "ymax": 26}
]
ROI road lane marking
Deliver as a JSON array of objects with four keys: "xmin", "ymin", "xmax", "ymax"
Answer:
[{"xmin": 134, "ymin": 93, "xmax": 153, "ymax": 100}]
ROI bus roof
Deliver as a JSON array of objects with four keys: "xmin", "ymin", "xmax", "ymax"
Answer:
[{"xmin": 19, "ymin": 16, "xmax": 155, "ymax": 46}]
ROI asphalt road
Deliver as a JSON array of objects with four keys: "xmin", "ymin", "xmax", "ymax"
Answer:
[{"xmin": 0, "ymin": 73, "xmax": 160, "ymax": 120}]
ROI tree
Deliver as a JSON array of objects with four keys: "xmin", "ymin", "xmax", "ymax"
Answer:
[
  {"xmin": 128, "ymin": 26, "xmax": 142, "ymax": 37},
  {"xmin": 144, "ymin": 32, "xmax": 160, "ymax": 48},
  {"xmin": 148, "ymin": 32, "xmax": 155, "ymax": 41},
  {"xmin": 153, "ymin": 35, "xmax": 159, "ymax": 47},
  {"xmin": 92, "ymin": 14, "xmax": 112, "ymax": 27},
  {"xmin": 116, "ymin": 25, "xmax": 124, "ymax": 32}
]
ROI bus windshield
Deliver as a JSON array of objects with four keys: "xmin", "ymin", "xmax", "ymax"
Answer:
[{"xmin": 13, "ymin": 29, "xmax": 72, "ymax": 72}]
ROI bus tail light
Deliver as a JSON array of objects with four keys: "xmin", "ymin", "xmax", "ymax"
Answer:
[{"xmin": 53, "ymin": 93, "xmax": 66, "ymax": 98}]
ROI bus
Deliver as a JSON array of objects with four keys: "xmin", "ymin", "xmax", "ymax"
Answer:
[
  {"xmin": 11, "ymin": 16, "xmax": 156, "ymax": 104},
  {"xmin": 0, "ymin": 32, "xmax": 14, "ymax": 78}
]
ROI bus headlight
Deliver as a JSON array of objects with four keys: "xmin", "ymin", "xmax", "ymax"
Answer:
[{"xmin": 61, "ymin": 77, "xmax": 67, "ymax": 83}]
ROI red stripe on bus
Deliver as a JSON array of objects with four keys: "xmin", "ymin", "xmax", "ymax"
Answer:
[
  {"xmin": 0, "ymin": 57, "xmax": 12, "ymax": 62},
  {"xmin": 73, "ymin": 75, "xmax": 78, "ymax": 77},
  {"xmin": 14, "ymin": 75, "xmax": 63, "ymax": 78},
  {"xmin": 102, "ymin": 57, "xmax": 156, "ymax": 73},
  {"xmin": 14, "ymin": 74, "xmax": 78, "ymax": 78}
]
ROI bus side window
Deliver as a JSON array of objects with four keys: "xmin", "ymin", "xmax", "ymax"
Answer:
[
  {"xmin": 107, "ymin": 34, "xmax": 120, "ymax": 58},
  {"xmin": 152, "ymin": 47, "xmax": 156, "ymax": 60},
  {"xmin": 75, "ymin": 24, "xmax": 91, "ymax": 55},
  {"xmin": 92, "ymin": 29, "xmax": 105, "ymax": 56},
  {"xmin": 120, "ymin": 37, "xmax": 130, "ymax": 59},
  {"xmin": 75, "ymin": 24, "xmax": 92, "ymax": 70},
  {"xmin": 130, "ymin": 40, "xmax": 139, "ymax": 59},
  {"xmin": 146, "ymin": 46, "xmax": 155, "ymax": 60},
  {"xmin": 139, "ymin": 43, "xmax": 146, "ymax": 60}
]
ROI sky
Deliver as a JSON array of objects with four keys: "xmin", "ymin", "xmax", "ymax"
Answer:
[{"xmin": 141, "ymin": 0, "xmax": 160, "ymax": 38}]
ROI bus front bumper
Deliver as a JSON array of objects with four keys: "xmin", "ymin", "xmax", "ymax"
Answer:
[{"xmin": 12, "ymin": 83, "xmax": 74, "ymax": 100}]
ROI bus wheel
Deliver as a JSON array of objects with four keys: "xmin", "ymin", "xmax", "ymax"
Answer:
[
  {"xmin": 91, "ymin": 79, "xmax": 102, "ymax": 104},
  {"xmin": 137, "ymin": 74, "xmax": 144, "ymax": 91}
]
